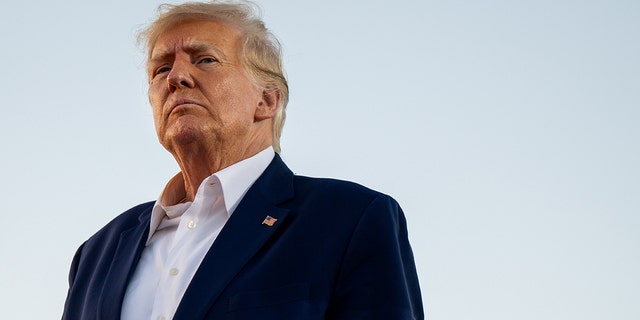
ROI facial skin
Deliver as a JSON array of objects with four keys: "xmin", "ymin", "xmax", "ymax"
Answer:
[{"xmin": 147, "ymin": 19, "xmax": 280, "ymax": 201}]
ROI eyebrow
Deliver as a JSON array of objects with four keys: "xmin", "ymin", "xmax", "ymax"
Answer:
[{"xmin": 149, "ymin": 42, "xmax": 228, "ymax": 65}]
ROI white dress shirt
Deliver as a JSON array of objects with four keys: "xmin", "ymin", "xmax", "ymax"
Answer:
[{"xmin": 121, "ymin": 147, "xmax": 275, "ymax": 320}]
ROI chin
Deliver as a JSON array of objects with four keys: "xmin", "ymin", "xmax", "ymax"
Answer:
[{"xmin": 163, "ymin": 121, "xmax": 207, "ymax": 148}]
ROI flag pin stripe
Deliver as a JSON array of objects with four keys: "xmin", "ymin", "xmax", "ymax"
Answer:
[{"xmin": 262, "ymin": 215, "xmax": 277, "ymax": 227}]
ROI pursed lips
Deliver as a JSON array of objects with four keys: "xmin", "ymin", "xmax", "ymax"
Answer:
[{"xmin": 168, "ymin": 98, "xmax": 202, "ymax": 115}]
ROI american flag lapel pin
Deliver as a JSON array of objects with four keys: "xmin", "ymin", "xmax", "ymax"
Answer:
[{"xmin": 262, "ymin": 215, "xmax": 278, "ymax": 227}]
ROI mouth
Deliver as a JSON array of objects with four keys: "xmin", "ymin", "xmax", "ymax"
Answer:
[{"xmin": 169, "ymin": 98, "xmax": 202, "ymax": 114}]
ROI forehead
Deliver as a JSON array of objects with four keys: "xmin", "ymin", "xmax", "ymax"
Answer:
[{"xmin": 150, "ymin": 19, "xmax": 243, "ymax": 61}]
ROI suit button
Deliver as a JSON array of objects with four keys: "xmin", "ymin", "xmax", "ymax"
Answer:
[{"xmin": 169, "ymin": 268, "xmax": 179, "ymax": 276}]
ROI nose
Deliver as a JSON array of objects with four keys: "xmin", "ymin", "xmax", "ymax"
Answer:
[{"xmin": 166, "ymin": 60, "xmax": 195, "ymax": 93}]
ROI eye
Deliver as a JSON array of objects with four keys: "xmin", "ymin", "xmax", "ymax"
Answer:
[
  {"xmin": 155, "ymin": 66, "xmax": 171, "ymax": 75},
  {"xmin": 197, "ymin": 57, "xmax": 217, "ymax": 64}
]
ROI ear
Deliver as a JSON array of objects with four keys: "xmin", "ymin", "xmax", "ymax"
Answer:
[{"xmin": 255, "ymin": 89, "xmax": 280, "ymax": 121}]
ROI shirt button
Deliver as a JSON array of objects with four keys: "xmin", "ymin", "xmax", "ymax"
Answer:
[
  {"xmin": 187, "ymin": 220, "xmax": 197, "ymax": 229},
  {"xmin": 157, "ymin": 317, "xmax": 166, "ymax": 320},
  {"xmin": 169, "ymin": 268, "xmax": 179, "ymax": 276}
]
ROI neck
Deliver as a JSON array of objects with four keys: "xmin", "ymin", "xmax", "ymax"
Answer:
[{"xmin": 169, "ymin": 140, "xmax": 271, "ymax": 202}]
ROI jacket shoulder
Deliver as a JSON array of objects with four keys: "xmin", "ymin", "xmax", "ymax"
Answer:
[
  {"xmin": 292, "ymin": 175, "xmax": 396, "ymax": 208},
  {"xmin": 83, "ymin": 201, "xmax": 154, "ymax": 246}
]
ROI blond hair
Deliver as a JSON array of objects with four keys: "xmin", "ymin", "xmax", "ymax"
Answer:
[{"xmin": 138, "ymin": 1, "xmax": 289, "ymax": 153}]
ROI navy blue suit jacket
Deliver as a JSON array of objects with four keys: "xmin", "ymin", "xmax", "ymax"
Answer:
[{"xmin": 62, "ymin": 155, "xmax": 423, "ymax": 319}]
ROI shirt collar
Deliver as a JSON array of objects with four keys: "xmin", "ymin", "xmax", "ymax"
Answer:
[
  {"xmin": 148, "ymin": 147, "xmax": 275, "ymax": 244},
  {"xmin": 214, "ymin": 147, "xmax": 275, "ymax": 215}
]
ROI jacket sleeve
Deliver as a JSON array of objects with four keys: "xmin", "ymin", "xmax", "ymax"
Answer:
[
  {"xmin": 67, "ymin": 243, "xmax": 84, "ymax": 287},
  {"xmin": 61, "ymin": 242, "xmax": 85, "ymax": 320},
  {"xmin": 326, "ymin": 195, "xmax": 424, "ymax": 319}
]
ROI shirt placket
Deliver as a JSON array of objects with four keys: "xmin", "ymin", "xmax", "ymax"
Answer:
[{"xmin": 150, "ymin": 178, "xmax": 225, "ymax": 320}]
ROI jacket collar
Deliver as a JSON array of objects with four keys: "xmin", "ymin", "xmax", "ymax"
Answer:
[
  {"xmin": 97, "ymin": 202, "xmax": 153, "ymax": 320},
  {"xmin": 95, "ymin": 154, "xmax": 293, "ymax": 320},
  {"xmin": 173, "ymin": 153, "xmax": 294, "ymax": 319}
]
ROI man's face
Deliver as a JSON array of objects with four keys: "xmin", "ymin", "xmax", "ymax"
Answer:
[{"xmin": 147, "ymin": 19, "xmax": 269, "ymax": 154}]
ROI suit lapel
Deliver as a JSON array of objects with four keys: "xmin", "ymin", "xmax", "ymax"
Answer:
[
  {"xmin": 173, "ymin": 155, "xmax": 294, "ymax": 320},
  {"xmin": 97, "ymin": 206, "xmax": 152, "ymax": 320}
]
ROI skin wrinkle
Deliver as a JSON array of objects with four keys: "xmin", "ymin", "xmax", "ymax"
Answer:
[
  {"xmin": 149, "ymin": 42, "xmax": 230, "ymax": 76},
  {"xmin": 148, "ymin": 19, "xmax": 279, "ymax": 204}
]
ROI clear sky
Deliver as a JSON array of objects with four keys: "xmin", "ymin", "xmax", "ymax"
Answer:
[{"xmin": 1, "ymin": 0, "xmax": 638, "ymax": 319}]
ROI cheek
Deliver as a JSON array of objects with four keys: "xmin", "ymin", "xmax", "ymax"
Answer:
[
  {"xmin": 148, "ymin": 84, "xmax": 165, "ymax": 120},
  {"xmin": 224, "ymin": 78, "xmax": 263, "ymax": 111},
  {"xmin": 149, "ymin": 104, "xmax": 165, "ymax": 134}
]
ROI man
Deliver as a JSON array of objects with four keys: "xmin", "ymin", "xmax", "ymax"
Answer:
[{"xmin": 62, "ymin": 1, "xmax": 423, "ymax": 319}]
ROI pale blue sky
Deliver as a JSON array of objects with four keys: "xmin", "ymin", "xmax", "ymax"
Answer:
[{"xmin": 1, "ymin": 0, "xmax": 638, "ymax": 319}]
